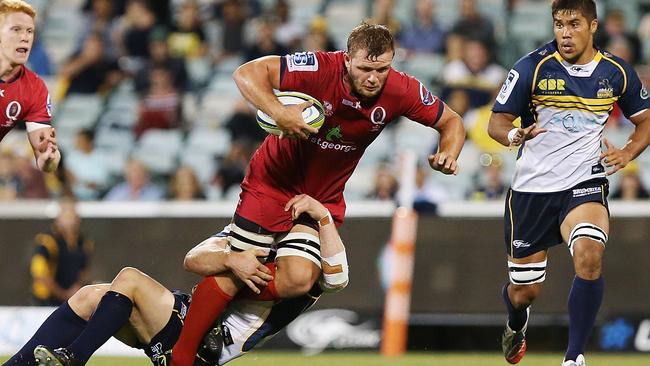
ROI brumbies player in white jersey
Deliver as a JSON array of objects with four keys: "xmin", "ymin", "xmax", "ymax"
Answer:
[
  {"xmin": 0, "ymin": 0, "xmax": 59, "ymax": 172},
  {"xmin": 9, "ymin": 194, "xmax": 345, "ymax": 366},
  {"xmin": 489, "ymin": 1, "xmax": 650, "ymax": 365}
]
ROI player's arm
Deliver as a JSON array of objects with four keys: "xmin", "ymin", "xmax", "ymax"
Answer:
[
  {"xmin": 183, "ymin": 235, "xmax": 273, "ymax": 293},
  {"xmin": 488, "ymin": 112, "xmax": 547, "ymax": 147},
  {"xmin": 601, "ymin": 109, "xmax": 650, "ymax": 175},
  {"xmin": 232, "ymin": 55, "xmax": 317, "ymax": 139},
  {"xmin": 26, "ymin": 123, "xmax": 60, "ymax": 173},
  {"xmin": 285, "ymin": 194, "xmax": 349, "ymax": 292},
  {"xmin": 429, "ymin": 104, "xmax": 465, "ymax": 175}
]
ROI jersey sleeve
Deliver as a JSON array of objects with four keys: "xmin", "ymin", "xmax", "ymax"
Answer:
[
  {"xmin": 279, "ymin": 51, "xmax": 334, "ymax": 95},
  {"xmin": 617, "ymin": 62, "xmax": 650, "ymax": 118},
  {"xmin": 25, "ymin": 76, "xmax": 52, "ymax": 123},
  {"xmin": 402, "ymin": 76, "xmax": 444, "ymax": 127},
  {"xmin": 491, "ymin": 55, "xmax": 535, "ymax": 117}
]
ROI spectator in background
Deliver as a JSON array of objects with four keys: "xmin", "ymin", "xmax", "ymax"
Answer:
[
  {"xmin": 450, "ymin": 0, "xmax": 495, "ymax": 46},
  {"xmin": 273, "ymin": 0, "xmax": 306, "ymax": 51},
  {"xmin": 213, "ymin": 140, "xmax": 253, "ymax": 198},
  {"xmin": 0, "ymin": 152, "xmax": 20, "ymax": 200},
  {"xmin": 224, "ymin": 99, "xmax": 267, "ymax": 144},
  {"xmin": 14, "ymin": 153, "xmax": 50, "ymax": 199},
  {"xmin": 611, "ymin": 163, "xmax": 649, "ymax": 200},
  {"xmin": 214, "ymin": 0, "xmax": 248, "ymax": 63},
  {"xmin": 114, "ymin": 0, "xmax": 157, "ymax": 68},
  {"xmin": 368, "ymin": 0, "xmax": 401, "ymax": 39},
  {"xmin": 31, "ymin": 197, "xmax": 92, "ymax": 306},
  {"xmin": 168, "ymin": 0, "xmax": 208, "ymax": 60},
  {"xmin": 104, "ymin": 159, "xmax": 164, "ymax": 201},
  {"xmin": 244, "ymin": 17, "xmax": 289, "ymax": 62},
  {"xmin": 134, "ymin": 66, "xmax": 182, "ymax": 138},
  {"xmin": 28, "ymin": 36, "xmax": 53, "ymax": 76},
  {"xmin": 442, "ymin": 37, "xmax": 506, "ymax": 109},
  {"xmin": 412, "ymin": 164, "xmax": 449, "ymax": 214},
  {"xmin": 168, "ymin": 165, "xmax": 205, "ymax": 200},
  {"xmin": 366, "ymin": 163, "xmax": 398, "ymax": 201},
  {"xmin": 468, "ymin": 154, "xmax": 506, "ymax": 201},
  {"xmin": 302, "ymin": 16, "xmax": 338, "ymax": 52},
  {"xmin": 134, "ymin": 27, "xmax": 189, "ymax": 93},
  {"xmin": 399, "ymin": 0, "xmax": 446, "ymax": 55},
  {"xmin": 595, "ymin": 9, "xmax": 641, "ymax": 65},
  {"xmin": 64, "ymin": 129, "xmax": 110, "ymax": 200},
  {"xmin": 58, "ymin": 32, "xmax": 122, "ymax": 96},
  {"xmin": 78, "ymin": 0, "xmax": 118, "ymax": 60}
]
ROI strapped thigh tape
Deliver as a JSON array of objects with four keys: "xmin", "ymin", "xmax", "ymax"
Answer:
[
  {"xmin": 508, "ymin": 259, "xmax": 547, "ymax": 285},
  {"xmin": 276, "ymin": 232, "xmax": 321, "ymax": 267},
  {"xmin": 568, "ymin": 223, "xmax": 608, "ymax": 256},
  {"xmin": 228, "ymin": 223, "xmax": 274, "ymax": 257}
]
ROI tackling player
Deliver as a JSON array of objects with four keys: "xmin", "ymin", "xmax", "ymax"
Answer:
[
  {"xmin": 172, "ymin": 22, "xmax": 465, "ymax": 365},
  {"xmin": 0, "ymin": 0, "xmax": 59, "ymax": 173},
  {"xmin": 4, "ymin": 194, "xmax": 345, "ymax": 366},
  {"xmin": 488, "ymin": 1, "xmax": 650, "ymax": 365}
]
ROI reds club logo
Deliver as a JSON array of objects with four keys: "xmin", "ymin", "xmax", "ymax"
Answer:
[
  {"xmin": 1, "ymin": 101, "xmax": 21, "ymax": 127},
  {"xmin": 370, "ymin": 106, "xmax": 386, "ymax": 125},
  {"xmin": 419, "ymin": 82, "xmax": 436, "ymax": 106}
]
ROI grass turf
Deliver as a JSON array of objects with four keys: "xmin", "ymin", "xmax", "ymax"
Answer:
[{"xmin": 3, "ymin": 351, "xmax": 649, "ymax": 366}]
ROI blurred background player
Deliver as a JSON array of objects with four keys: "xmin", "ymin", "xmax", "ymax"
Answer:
[
  {"xmin": 30, "ymin": 197, "xmax": 92, "ymax": 306},
  {"xmin": 171, "ymin": 22, "xmax": 465, "ymax": 365},
  {"xmin": 0, "ymin": 0, "xmax": 59, "ymax": 173},
  {"xmin": 5, "ymin": 194, "xmax": 346, "ymax": 366},
  {"xmin": 488, "ymin": 1, "xmax": 650, "ymax": 365}
]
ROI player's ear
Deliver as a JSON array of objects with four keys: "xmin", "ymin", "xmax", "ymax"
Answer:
[
  {"xmin": 590, "ymin": 18, "xmax": 598, "ymax": 34},
  {"xmin": 344, "ymin": 52, "xmax": 351, "ymax": 71}
]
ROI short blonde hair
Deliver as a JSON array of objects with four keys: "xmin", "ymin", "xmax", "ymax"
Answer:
[{"xmin": 0, "ymin": 0, "xmax": 37, "ymax": 19}]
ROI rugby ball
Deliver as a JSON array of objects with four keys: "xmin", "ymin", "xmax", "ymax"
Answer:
[{"xmin": 256, "ymin": 91, "xmax": 325, "ymax": 136}]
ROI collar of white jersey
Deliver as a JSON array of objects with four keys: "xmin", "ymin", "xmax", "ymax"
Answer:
[{"xmin": 554, "ymin": 51, "xmax": 603, "ymax": 78}]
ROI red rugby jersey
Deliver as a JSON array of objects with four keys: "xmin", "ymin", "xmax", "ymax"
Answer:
[
  {"xmin": 0, "ymin": 66, "xmax": 51, "ymax": 142},
  {"xmin": 238, "ymin": 51, "xmax": 443, "ymax": 231}
]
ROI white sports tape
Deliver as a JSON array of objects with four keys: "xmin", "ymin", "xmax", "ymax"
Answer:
[
  {"xmin": 26, "ymin": 122, "xmax": 50, "ymax": 132},
  {"xmin": 568, "ymin": 223, "xmax": 608, "ymax": 256},
  {"xmin": 228, "ymin": 223, "xmax": 274, "ymax": 254},
  {"xmin": 320, "ymin": 250, "xmax": 349, "ymax": 293},
  {"xmin": 508, "ymin": 259, "xmax": 547, "ymax": 285},
  {"xmin": 276, "ymin": 232, "xmax": 321, "ymax": 267}
]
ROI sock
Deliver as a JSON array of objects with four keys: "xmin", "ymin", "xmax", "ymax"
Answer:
[
  {"xmin": 172, "ymin": 277, "xmax": 233, "ymax": 366},
  {"xmin": 502, "ymin": 283, "xmax": 529, "ymax": 332},
  {"xmin": 565, "ymin": 276, "xmax": 604, "ymax": 361},
  {"xmin": 4, "ymin": 302, "xmax": 87, "ymax": 366},
  {"xmin": 67, "ymin": 291, "xmax": 133, "ymax": 365},
  {"xmin": 236, "ymin": 263, "xmax": 280, "ymax": 301}
]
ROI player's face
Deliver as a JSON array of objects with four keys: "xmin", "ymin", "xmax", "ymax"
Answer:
[
  {"xmin": 0, "ymin": 12, "xmax": 35, "ymax": 66},
  {"xmin": 553, "ymin": 10, "xmax": 597, "ymax": 64},
  {"xmin": 345, "ymin": 49, "xmax": 394, "ymax": 100}
]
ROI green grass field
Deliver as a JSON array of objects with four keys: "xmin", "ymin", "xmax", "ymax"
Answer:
[{"xmin": 3, "ymin": 351, "xmax": 649, "ymax": 366}]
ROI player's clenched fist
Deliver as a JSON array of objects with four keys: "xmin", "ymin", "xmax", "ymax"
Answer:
[
  {"xmin": 600, "ymin": 138, "xmax": 632, "ymax": 176},
  {"xmin": 428, "ymin": 152, "xmax": 459, "ymax": 175}
]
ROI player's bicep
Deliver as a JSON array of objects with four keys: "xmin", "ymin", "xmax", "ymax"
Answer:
[{"xmin": 432, "ymin": 103, "xmax": 461, "ymax": 133}]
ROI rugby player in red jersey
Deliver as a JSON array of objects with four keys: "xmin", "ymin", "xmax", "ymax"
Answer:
[
  {"xmin": 0, "ymin": 0, "xmax": 59, "ymax": 172},
  {"xmin": 172, "ymin": 22, "xmax": 465, "ymax": 365}
]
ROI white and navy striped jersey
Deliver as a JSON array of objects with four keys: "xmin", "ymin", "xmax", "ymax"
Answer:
[{"xmin": 492, "ymin": 40, "xmax": 650, "ymax": 192}]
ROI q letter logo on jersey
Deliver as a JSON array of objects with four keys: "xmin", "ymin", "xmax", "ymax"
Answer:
[
  {"xmin": 287, "ymin": 52, "xmax": 318, "ymax": 72},
  {"xmin": 497, "ymin": 70, "xmax": 519, "ymax": 104}
]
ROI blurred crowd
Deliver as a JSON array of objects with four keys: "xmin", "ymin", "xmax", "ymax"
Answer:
[{"xmin": 1, "ymin": 0, "xmax": 649, "ymax": 211}]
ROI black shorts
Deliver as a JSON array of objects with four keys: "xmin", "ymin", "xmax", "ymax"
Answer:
[
  {"xmin": 504, "ymin": 178, "xmax": 609, "ymax": 258},
  {"xmin": 141, "ymin": 290, "xmax": 191, "ymax": 365}
]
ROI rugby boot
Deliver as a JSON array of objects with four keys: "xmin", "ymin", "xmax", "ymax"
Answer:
[
  {"xmin": 501, "ymin": 322, "xmax": 527, "ymax": 364},
  {"xmin": 194, "ymin": 325, "xmax": 224, "ymax": 366},
  {"xmin": 562, "ymin": 354, "xmax": 586, "ymax": 366},
  {"xmin": 33, "ymin": 346, "xmax": 76, "ymax": 366}
]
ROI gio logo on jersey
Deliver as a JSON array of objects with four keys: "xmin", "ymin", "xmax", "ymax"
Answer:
[{"xmin": 497, "ymin": 70, "xmax": 519, "ymax": 104}]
